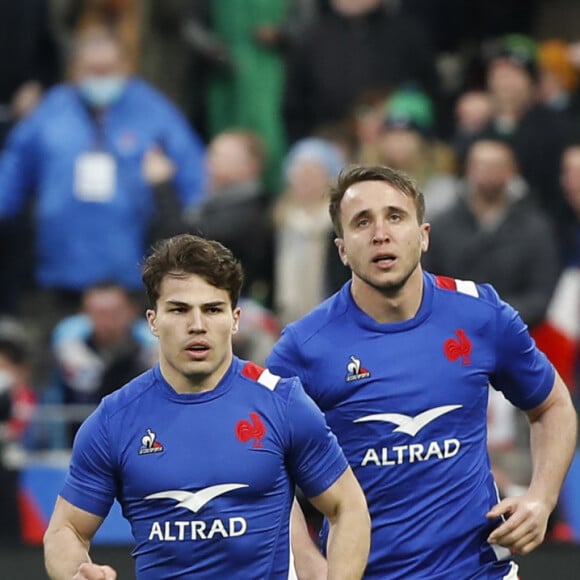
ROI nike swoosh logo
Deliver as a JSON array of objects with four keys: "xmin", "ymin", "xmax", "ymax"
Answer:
[
  {"xmin": 145, "ymin": 483, "xmax": 249, "ymax": 513},
  {"xmin": 354, "ymin": 405, "xmax": 462, "ymax": 436}
]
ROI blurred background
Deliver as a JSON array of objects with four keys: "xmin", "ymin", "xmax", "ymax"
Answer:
[{"xmin": 0, "ymin": 0, "xmax": 579, "ymax": 577}]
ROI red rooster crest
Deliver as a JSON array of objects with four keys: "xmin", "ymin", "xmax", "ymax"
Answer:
[
  {"xmin": 235, "ymin": 412, "xmax": 266, "ymax": 448},
  {"xmin": 444, "ymin": 329, "xmax": 472, "ymax": 366}
]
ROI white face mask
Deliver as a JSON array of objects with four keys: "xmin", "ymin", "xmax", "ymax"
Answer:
[{"xmin": 78, "ymin": 75, "xmax": 127, "ymax": 108}]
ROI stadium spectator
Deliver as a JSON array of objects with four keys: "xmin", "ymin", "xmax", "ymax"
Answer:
[
  {"xmin": 531, "ymin": 145, "xmax": 580, "ymax": 400},
  {"xmin": 552, "ymin": 144, "xmax": 580, "ymax": 270},
  {"xmin": 205, "ymin": 0, "xmax": 289, "ymax": 190},
  {"xmin": 0, "ymin": 25, "xmax": 206, "ymax": 323},
  {"xmin": 185, "ymin": 129, "xmax": 274, "ymax": 307},
  {"xmin": 451, "ymin": 90, "xmax": 493, "ymax": 169},
  {"xmin": 349, "ymin": 89, "xmax": 391, "ymax": 166},
  {"xmin": 61, "ymin": 0, "xmax": 202, "ymax": 124},
  {"xmin": 424, "ymin": 138, "xmax": 560, "ymax": 330},
  {"xmin": 0, "ymin": 335, "xmax": 37, "ymax": 545},
  {"xmin": 0, "ymin": 338, "xmax": 37, "ymax": 445},
  {"xmin": 59, "ymin": 0, "xmax": 142, "ymax": 70},
  {"xmin": 283, "ymin": 0, "xmax": 439, "ymax": 143},
  {"xmin": 273, "ymin": 137, "xmax": 347, "ymax": 326},
  {"xmin": 0, "ymin": 0, "xmax": 62, "ymax": 315},
  {"xmin": 51, "ymin": 281, "xmax": 157, "ymax": 443},
  {"xmin": 376, "ymin": 88, "xmax": 459, "ymax": 220},
  {"xmin": 478, "ymin": 33, "xmax": 571, "ymax": 219},
  {"xmin": 537, "ymin": 39, "xmax": 580, "ymax": 128}
]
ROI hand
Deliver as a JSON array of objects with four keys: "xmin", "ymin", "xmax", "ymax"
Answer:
[
  {"xmin": 11, "ymin": 80, "xmax": 43, "ymax": 119},
  {"xmin": 73, "ymin": 562, "xmax": 117, "ymax": 579},
  {"xmin": 486, "ymin": 494, "xmax": 552, "ymax": 555},
  {"xmin": 142, "ymin": 146, "xmax": 176, "ymax": 185}
]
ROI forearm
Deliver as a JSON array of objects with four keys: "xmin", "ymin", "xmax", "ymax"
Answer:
[
  {"xmin": 527, "ymin": 394, "xmax": 578, "ymax": 509},
  {"xmin": 325, "ymin": 504, "xmax": 371, "ymax": 580},
  {"xmin": 291, "ymin": 498, "xmax": 327, "ymax": 580},
  {"xmin": 44, "ymin": 525, "xmax": 92, "ymax": 580}
]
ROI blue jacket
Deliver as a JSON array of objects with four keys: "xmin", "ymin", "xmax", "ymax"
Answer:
[{"xmin": 0, "ymin": 78, "xmax": 206, "ymax": 290}]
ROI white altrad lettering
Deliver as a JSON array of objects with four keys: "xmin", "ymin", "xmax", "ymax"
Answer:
[
  {"xmin": 360, "ymin": 438, "xmax": 461, "ymax": 466},
  {"xmin": 148, "ymin": 517, "xmax": 247, "ymax": 541}
]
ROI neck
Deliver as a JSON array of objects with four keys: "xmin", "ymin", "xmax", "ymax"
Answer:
[
  {"xmin": 159, "ymin": 354, "xmax": 233, "ymax": 394},
  {"xmin": 351, "ymin": 266, "xmax": 424, "ymax": 323}
]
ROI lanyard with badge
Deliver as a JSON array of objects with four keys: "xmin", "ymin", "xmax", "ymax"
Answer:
[{"xmin": 74, "ymin": 102, "xmax": 117, "ymax": 203}]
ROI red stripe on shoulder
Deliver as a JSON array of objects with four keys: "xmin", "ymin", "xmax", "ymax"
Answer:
[
  {"xmin": 435, "ymin": 275, "xmax": 457, "ymax": 291},
  {"xmin": 241, "ymin": 362, "xmax": 265, "ymax": 381}
]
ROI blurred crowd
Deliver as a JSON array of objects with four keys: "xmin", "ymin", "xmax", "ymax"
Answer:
[{"xmin": 0, "ymin": 0, "xmax": 579, "ymax": 545}]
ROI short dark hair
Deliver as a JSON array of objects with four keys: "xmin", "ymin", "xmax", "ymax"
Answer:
[
  {"xmin": 329, "ymin": 165, "xmax": 425, "ymax": 236},
  {"xmin": 142, "ymin": 234, "xmax": 244, "ymax": 309}
]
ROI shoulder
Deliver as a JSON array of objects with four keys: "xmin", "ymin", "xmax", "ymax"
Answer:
[
  {"xmin": 125, "ymin": 77, "xmax": 161, "ymax": 97},
  {"xmin": 430, "ymin": 273, "xmax": 504, "ymax": 309},
  {"xmin": 14, "ymin": 84, "xmax": 77, "ymax": 129},
  {"xmin": 282, "ymin": 288, "xmax": 348, "ymax": 347},
  {"xmin": 428, "ymin": 273, "xmax": 527, "ymax": 351},
  {"xmin": 125, "ymin": 78, "xmax": 180, "ymax": 113},
  {"xmin": 40, "ymin": 84, "xmax": 78, "ymax": 107},
  {"xmin": 237, "ymin": 360, "xmax": 312, "ymax": 411},
  {"xmin": 99, "ymin": 367, "xmax": 157, "ymax": 418},
  {"xmin": 239, "ymin": 361, "xmax": 299, "ymax": 394}
]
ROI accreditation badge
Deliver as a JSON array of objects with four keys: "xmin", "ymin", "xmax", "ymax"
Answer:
[{"xmin": 74, "ymin": 152, "xmax": 117, "ymax": 202}]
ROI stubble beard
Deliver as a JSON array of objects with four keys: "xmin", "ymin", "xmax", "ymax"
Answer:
[{"xmin": 358, "ymin": 255, "xmax": 421, "ymax": 298}]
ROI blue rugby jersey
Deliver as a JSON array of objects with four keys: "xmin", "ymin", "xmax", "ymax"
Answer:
[
  {"xmin": 267, "ymin": 271, "xmax": 554, "ymax": 579},
  {"xmin": 60, "ymin": 357, "xmax": 348, "ymax": 579}
]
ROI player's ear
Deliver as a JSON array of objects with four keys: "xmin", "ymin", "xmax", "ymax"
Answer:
[
  {"xmin": 335, "ymin": 237, "xmax": 349, "ymax": 266},
  {"xmin": 420, "ymin": 223, "xmax": 430, "ymax": 253},
  {"xmin": 146, "ymin": 309, "xmax": 158, "ymax": 337},
  {"xmin": 232, "ymin": 307, "xmax": 241, "ymax": 334}
]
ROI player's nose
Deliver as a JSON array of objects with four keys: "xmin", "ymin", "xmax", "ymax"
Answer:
[
  {"xmin": 187, "ymin": 308, "xmax": 206, "ymax": 332},
  {"xmin": 372, "ymin": 222, "xmax": 391, "ymax": 244}
]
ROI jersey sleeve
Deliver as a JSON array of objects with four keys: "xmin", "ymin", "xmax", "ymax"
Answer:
[
  {"xmin": 59, "ymin": 401, "xmax": 117, "ymax": 517},
  {"xmin": 488, "ymin": 286, "xmax": 555, "ymax": 410},
  {"xmin": 284, "ymin": 378, "xmax": 348, "ymax": 499}
]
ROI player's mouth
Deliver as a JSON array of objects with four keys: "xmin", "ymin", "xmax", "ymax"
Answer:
[
  {"xmin": 372, "ymin": 253, "xmax": 396, "ymax": 269},
  {"xmin": 185, "ymin": 341, "xmax": 210, "ymax": 360}
]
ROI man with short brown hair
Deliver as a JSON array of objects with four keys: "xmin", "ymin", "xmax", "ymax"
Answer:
[{"xmin": 44, "ymin": 234, "xmax": 370, "ymax": 579}]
